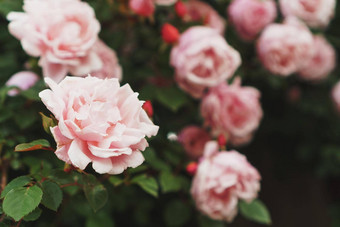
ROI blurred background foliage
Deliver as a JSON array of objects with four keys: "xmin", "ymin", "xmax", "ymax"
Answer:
[{"xmin": 0, "ymin": 0, "xmax": 339, "ymax": 226}]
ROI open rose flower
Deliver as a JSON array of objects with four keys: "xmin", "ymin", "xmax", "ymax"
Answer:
[
  {"xmin": 201, "ymin": 78, "xmax": 262, "ymax": 146},
  {"xmin": 178, "ymin": 126, "xmax": 211, "ymax": 159},
  {"xmin": 279, "ymin": 0, "xmax": 336, "ymax": 28},
  {"xmin": 6, "ymin": 71, "xmax": 39, "ymax": 96},
  {"xmin": 257, "ymin": 18, "xmax": 314, "ymax": 76},
  {"xmin": 90, "ymin": 40, "xmax": 122, "ymax": 81},
  {"xmin": 298, "ymin": 35, "xmax": 336, "ymax": 82},
  {"xmin": 228, "ymin": 0, "xmax": 277, "ymax": 41},
  {"xmin": 191, "ymin": 141, "xmax": 261, "ymax": 222},
  {"xmin": 8, "ymin": 0, "xmax": 101, "ymax": 82},
  {"xmin": 170, "ymin": 26, "xmax": 241, "ymax": 98},
  {"xmin": 183, "ymin": 0, "xmax": 226, "ymax": 34},
  {"xmin": 39, "ymin": 76, "xmax": 159, "ymax": 174}
]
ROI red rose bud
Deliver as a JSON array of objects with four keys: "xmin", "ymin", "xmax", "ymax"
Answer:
[
  {"xmin": 161, "ymin": 23, "xmax": 179, "ymax": 44},
  {"xmin": 142, "ymin": 100, "xmax": 153, "ymax": 118},
  {"xmin": 175, "ymin": 1, "xmax": 187, "ymax": 18},
  {"xmin": 186, "ymin": 161, "xmax": 198, "ymax": 175},
  {"xmin": 217, "ymin": 133, "xmax": 227, "ymax": 148}
]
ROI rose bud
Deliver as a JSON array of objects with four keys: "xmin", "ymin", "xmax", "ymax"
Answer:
[
  {"xmin": 161, "ymin": 23, "xmax": 180, "ymax": 44},
  {"xmin": 142, "ymin": 100, "xmax": 154, "ymax": 118},
  {"xmin": 217, "ymin": 133, "xmax": 227, "ymax": 148},
  {"xmin": 175, "ymin": 1, "xmax": 187, "ymax": 18},
  {"xmin": 186, "ymin": 161, "xmax": 198, "ymax": 175}
]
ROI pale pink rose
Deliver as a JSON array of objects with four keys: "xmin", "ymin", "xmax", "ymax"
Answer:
[
  {"xmin": 178, "ymin": 126, "xmax": 211, "ymax": 159},
  {"xmin": 39, "ymin": 76, "xmax": 159, "ymax": 174},
  {"xmin": 7, "ymin": 0, "xmax": 101, "ymax": 82},
  {"xmin": 6, "ymin": 71, "xmax": 39, "ymax": 96},
  {"xmin": 280, "ymin": 0, "xmax": 336, "ymax": 28},
  {"xmin": 170, "ymin": 26, "xmax": 241, "ymax": 98},
  {"xmin": 129, "ymin": 0, "xmax": 155, "ymax": 16},
  {"xmin": 257, "ymin": 19, "xmax": 314, "ymax": 76},
  {"xmin": 184, "ymin": 0, "xmax": 226, "ymax": 34},
  {"xmin": 228, "ymin": 0, "xmax": 277, "ymax": 41},
  {"xmin": 298, "ymin": 35, "xmax": 336, "ymax": 81},
  {"xmin": 90, "ymin": 40, "xmax": 122, "ymax": 81},
  {"xmin": 200, "ymin": 78, "xmax": 262, "ymax": 146},
  {"xmin": 191, "ymin": 141, "xmax": 261, "ymax": 222},
  {"xmin": 332, "ymin": 81, "xmax": 340, "ymax": 114}
]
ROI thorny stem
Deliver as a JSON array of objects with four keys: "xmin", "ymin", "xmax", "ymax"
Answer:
[
  {"xmin": 0, "ymin": 159, "xmax": 9, "ymax": 195},
  {"xmin": 16, "ymin": 218, "xmax": 22, "ymax": 227}
]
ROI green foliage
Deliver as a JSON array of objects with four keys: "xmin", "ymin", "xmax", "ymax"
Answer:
[
  {"xmin": 163, "ymin": 200, "xmax": 191, "ymax": 227},
  {"xmin": 14, "ymin": 139, "xmax": 51, "ymax": 152},
  {"xmin": 23, "ymin": 207, "xmax": 42, "ymax": 222},
  {"xmin": 3, "ymin": 185, "xmax": 43, "ymax": 221},
  {"xmin": 239, "ymin": 199, "xmax": 272, "ymax": 225},
  {"xmin": 83, "ymin": 175, "xmax": 108, "ymax": 212},
  {"xmin": 39, "ymin": 112, "xmax": 57, "ymax": 134},
  {"xmin": 0, "ymin": 176, "xmax": 31, "ymax": 199},
  {"xmin": 159, "ymin": 171, "xmax": 182, "ymax": 193},
  {"xmin": 131, "ymin": 174, "xmax": 159, "ymax": 197},
  {"xmin": 41, "ymin": 180, "xmax": 63, "ymax": 211}
]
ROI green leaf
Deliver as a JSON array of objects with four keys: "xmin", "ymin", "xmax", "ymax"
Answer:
[
  {"xmin": 23, "ymin": 207, "xmax": 42, "ymax": 221},
  {"xmin": 159, "ymin": 171, "xmax": 182, "ymax": 193},
  {"xmin": 0, "ymin": 0, "xmax": 23, "ymax": 17},
  {"xmin": 163, "ymin": 200, "xmax": 191, "ymax": 227},
  {"xmin": 83, "ymin": 175, "xmax": 108, "ymax": 212},
  {"xmin": 41, "ymin": 181, "xmax": 63, "ymax": 211},
  {"xmin": 15, "ymin": 139, "xmax": 51, "ymax": 152},
  {"xmin": 3, "ymin": 185, "xmax": 43, "ymax": 221},
  {"xmin": 131, "ymin": 174, "xmax": 158, "ymax": 197},
  {"xmin": 108, "ymin": 176, "xmax": 124, "ymax": 187},
  {"xmin": 239, "ymin": 199, "xmax": 272, "ymax": 225},
  {"xmin": 143, "ymin": 148, "xmax": 171, "ymax": 172},
  {"xmin": 155, "ymin": 86, "xmax": 189, "ymax": 112},
  {"xmin": 1, "ymin": 176, "xmax": 31, "ymax": 199},
  {"xmin": 39, "ymin": 112, "xmax": 57, "ymax": 134}
]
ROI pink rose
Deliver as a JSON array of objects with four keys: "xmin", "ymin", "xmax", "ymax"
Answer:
[
  {"xmin": 90, "ymin": 40, "xmax": 122, "ymax": 81},
  {"xmin": 129, "ymin": 0, "xmax": 155, "ymax": 16},
  {"xmin": 6, "ymin": 71, "xmax": 39, "ymax": 96},
  {"xmin": 39, "ymin": 76, "xmax": 159, "ymax": 174},
  {"xmin": 332, "ymin": 81, "xmax": 340, "ymax": 114},
  {"xmin": 170, "ymin": 26, "xmax": 241, "ymax": 98},
  {"xmin": 184, "ymin": 0, "xmax": 226, "ymax": 34},
  {"xmin": 228, "ymin": 0, "xmax": 277, "ymax": 41},
  {"xmin": 7, "ymin": 0, "xmax": 101, "ymax": 82},
  {"xmin": 200, "ymin": 78, "xmax": 262, "ymax": 146},
  {"xmin": 298, "ymin": 35, "xmax": 336, "ymax": 82},
  {"xmin": 280, "ymin": 0, "xmax": 336, "ymax": 28},
  {"xmin": 178, "ymin": 126, "xmax": 211, "ymax": 159},
  {"xmin": 257, "ymin": 19, "xmax": 314, "ymax": 76},
  {"xmin": 191, "ymin": 141, "xmax": 261, "ymax": 222}
]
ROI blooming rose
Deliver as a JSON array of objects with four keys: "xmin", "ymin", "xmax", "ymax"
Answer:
[
  {"xmin": 6, "ymin": 71, "xmax": 39, "ymax": 96},
  {"xmin": 7, "ymin": 0, "xmax": 101, "ymax": 82},
  {"xmin": 170, "ymin": 26, "xmax": 241, "ymax": 98},
  {"xmin": 298, "ymin": 35, "xmax": 336, "ymax": 82},
  {"xmin": 191, "ymin": 141, "xmax": 261, "ymax": 222},
  {"xmin": 332, "ymin": 81, "xmax": 340, "ymax": 114},
  {"xmin": 129, "ymin": 0, "xmax": 176, "ymax": 16},
  {"xmin": 178, "ymin": 126, "xmax": 211, "ymax": 159},
  {"xmin": 257, "ymin": 19, "xmax": 314, "ymax": 76},
  {"xmin": 39, "ymin": 76, "xmax": 159, "ymax": 174},
  {"xmin": 90, "ymin": 40, "xmax": 122, "ymax": 81},
  {"xmin": 184, "ymin": 0, "xmax": 226, "ymax": 34},
  {"xmin": 228, "ymin": 0, "xmax": 277, "ymax": 41},
  {"xmin": 279, "ymin": 0, "xmax": 336, "ymax": 28},
  {"xmin": 201, "ymin": 78, "xmax": 262, "ymax": 146}
]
